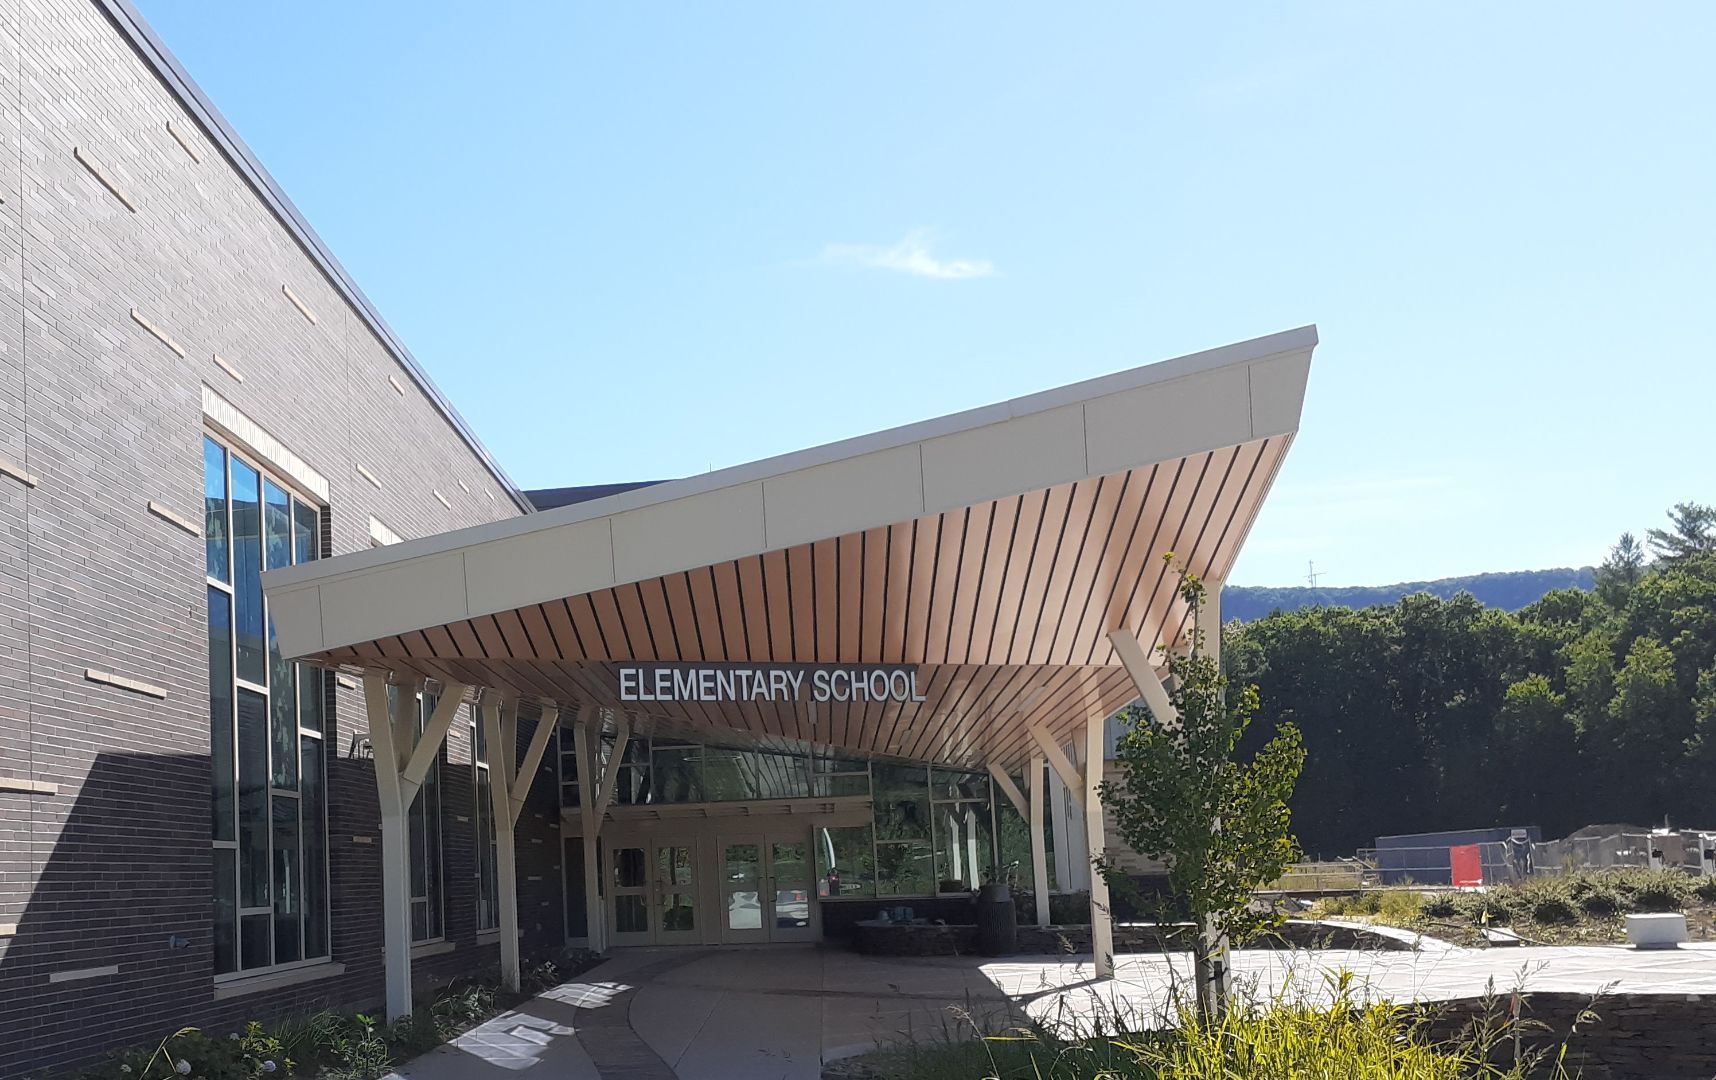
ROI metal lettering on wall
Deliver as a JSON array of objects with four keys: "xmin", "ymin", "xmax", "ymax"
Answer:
[{"xmin": 616, "ymin": 663, "xmax": 928, "ymax": 704}]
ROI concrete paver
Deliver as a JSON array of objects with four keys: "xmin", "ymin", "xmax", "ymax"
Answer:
[{"xmin": 391, "ymin": 941, "xmax": 1716, "ymax": 1079}]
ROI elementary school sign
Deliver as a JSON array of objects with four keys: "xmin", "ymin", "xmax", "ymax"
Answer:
[{"xmin": 617, "ymin": 663, "xmax": 928, "ymax": 705}]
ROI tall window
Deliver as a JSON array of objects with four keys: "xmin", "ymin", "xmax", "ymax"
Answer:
[
  {"xmin": 473, "ymin": 717, "xmax": 499, "ymax": 932},
  {"xmin": 205, "ymin": 435, "xmax": 329, "ymax": 976},
  {"xmin": 390, "ymin": 686, "xmax": 445, "ymax": 942}
]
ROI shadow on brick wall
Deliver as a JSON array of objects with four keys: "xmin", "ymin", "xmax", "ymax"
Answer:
[{"xmin": 0, "ymin": 751, "xmax": 214, "ymax": 1076}]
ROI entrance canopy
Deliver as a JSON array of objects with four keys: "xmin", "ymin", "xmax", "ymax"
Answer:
[{"xmin": 264, "ymin": 326, "xmax": 1316, "ymax": 771}]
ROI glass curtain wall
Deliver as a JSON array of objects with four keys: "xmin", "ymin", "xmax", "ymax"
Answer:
[
  {"xmin": 205, "ymin": 436, "xmax": 329, "ymax": 976},
  {"xmin": 563, "ymin": 730, "xmax": 1007, "ymax": 900}
]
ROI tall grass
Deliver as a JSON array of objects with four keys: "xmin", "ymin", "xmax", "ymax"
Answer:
[{"xmin": 834, "ymin": 974, "xmax": 1578, "ymax": 1080}]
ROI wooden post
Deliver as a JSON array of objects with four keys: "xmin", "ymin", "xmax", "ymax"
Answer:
[
  {"xmin": 573, "ymin": 714, "xmax": 603, "ymax": 950},
  {"xmin": 1085, "ymin": 715, "xmax": 1114, "ymax": 978},
  {"xmin": 481, "ymin": 696, "xmax": 561, "ymax": 992},
  {"xmin": 362, "ymin": 671, "xmax": 467, "ymax": 1021},
  {"xmin": 1030, "ymin": 755, "xmax": 1050, "ymax": 928}
]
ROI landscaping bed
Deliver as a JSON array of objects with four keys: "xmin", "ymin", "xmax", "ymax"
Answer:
[
  {"xmin": 55, "ymin": 949, "xmax": 602, "ymax": 1080},
  {"xmin": 851, "ymin": 918, "xmax": 1414, "ymax": 957},
  {"xmin": 824, "ymin": 989, "xmax": 1716, "ymax": 1080},
  {"xmin": 1311, "ymin": 869, "xmax": 1716, "ymax": 947}
]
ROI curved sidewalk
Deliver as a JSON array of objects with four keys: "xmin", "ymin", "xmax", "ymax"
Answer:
[{"xmin": 388, "ymin": 942, "xmax": 1716, "ymax": 1080}]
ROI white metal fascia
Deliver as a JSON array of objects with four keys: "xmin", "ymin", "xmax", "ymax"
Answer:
[{"xmin": 263, "ymin": 326, "xmax": 1315, "ymax": 659}]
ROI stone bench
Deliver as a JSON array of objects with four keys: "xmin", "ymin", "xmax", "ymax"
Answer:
[{"xmin": 1626, "ymin": 912, "xmax": 1689, "ymax": 949}]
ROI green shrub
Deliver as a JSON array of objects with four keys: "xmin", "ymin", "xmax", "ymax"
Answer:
[
  {"xmin": 1577, "ymin": 888, "xmax": 1623, "ymax": 917},
  {"xmin": 1376, "ymin": 890, "xmax": 1425, "ymax": 924},
  {"xmin": 1421, "ymin": 893, "xmax": 1458, "ymax": 918},
  {"xmin": 1149, "ymin": 997, "xmax": 1466, "ymax": 1080},
  {"xmin": 1620, "ymin": 870, "xmax": 1691, "ymax": 913},
  {"xmin": 322, "ymin": 1013, "xmax": 392, "ymax": 1080},
  {"xmin": 1696, "ymin": 876, "xmax": 1716, "ymax": 903},
  {"xmin": 1527, "ymin": 892, "xmax": 1578, "ymax": 925},
  {"xmin": 1452, "ymin": 890, "xmax": 1509, "ymax": 925}
]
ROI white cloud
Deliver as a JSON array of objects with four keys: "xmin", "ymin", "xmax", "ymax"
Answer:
[{"xmin": 817, "ymin": 230, "xmax": 996, "ymax": 280}]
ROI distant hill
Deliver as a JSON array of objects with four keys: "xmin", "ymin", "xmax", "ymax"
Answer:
[{"xmin": 1222, "ymin": 567, "xmax": 1596, "ymax": 622}]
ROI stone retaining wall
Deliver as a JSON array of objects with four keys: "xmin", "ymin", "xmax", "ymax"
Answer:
[{"xmin": 1422, "ymin": 992, "xmax": 1716, "ymax": 1080}]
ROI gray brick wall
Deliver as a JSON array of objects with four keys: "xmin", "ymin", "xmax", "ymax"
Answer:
[{"xmin": 0, "ymin": 1, "xmax": 566, "ymax": 1072}]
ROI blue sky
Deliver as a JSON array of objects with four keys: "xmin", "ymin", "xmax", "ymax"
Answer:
[{"xmin": 135, "ymin": 2, "xmax": 1715, "ymax": 587}]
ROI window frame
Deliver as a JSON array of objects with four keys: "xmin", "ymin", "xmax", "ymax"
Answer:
[
  {"xmin": 398, "ymin": 686, "xmax": 447, "ymax": 945},
  {"xmin": 473, "ymin": 714, "xmax": 500, "ymax": 933},
  {"xmin": 206, "ymin": 433, "xmax": 332, "ymax": 983}
]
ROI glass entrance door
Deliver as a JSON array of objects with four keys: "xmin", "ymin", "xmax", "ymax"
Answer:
[
  {"xmin": 608, "ymin": 835, "xmax": 700, "ymax": 945},
  {"xmin": 608, "ymin": 842, "xmax": 652, "ymax": 947},
  {"xmin": 768, "ymin": 838, "xmax": 816, "ymax": 943},
  {"xmin": 719, "ymin": 838, "xmax": 768, "ymax": 944},
  {"xmin": 654, "ymin": 840, "xmax": 699, "ymax": 945},
  {"xmin": 718, "ymin": 830, "xmax": 817, "ymax": 943}
]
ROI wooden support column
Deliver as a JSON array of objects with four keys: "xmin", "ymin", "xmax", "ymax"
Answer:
[
  {"xmin": 362, "ymin": 671, "xmax": 468, "ymax": 1021},
  {"xmin": 1085, "ymin": 714, "xmax": 1115, "ymax": 978},
  {"xmin": 1029, "ymin": 755, "xmax": 1050, "ymax": 927},
  {"xmin": 482, "ymin": 695, "xmax": 560, "ymax": 992},
  {"xmin": 1029, "ymin": 724, "xmax": 1085, "ymax": 810},
  {"xmin": 988, "ymin": 763, "xmax": 1029, "ymax": 820},
  {"xmin": 573, "ymin": 714, "xmax": 603, "ymax": 950}
]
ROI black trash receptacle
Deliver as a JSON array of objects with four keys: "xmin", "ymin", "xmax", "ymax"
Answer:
[{"xmin": 976, "ymin": 882, "xmax": 1017, "ymax": 956}]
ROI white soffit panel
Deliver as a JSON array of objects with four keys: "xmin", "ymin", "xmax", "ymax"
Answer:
[
  {"xmin": 611, "ymin": 482, "xmax": 766, "ymax": 584},
  {"xmin": 465, "ymin": 517, "xmax": 615, "ymax": 619},
  {"xmin": 268, "ymin": 583, "xmax": 325, "ymax": 659},
  {"xmin": 1084, "ymin": 365, "xmax": 1252, "ymax": 478},
  {"xmin": 763, "ymin": 443, "xmax": 925, "ymax": 550},
  {"xmin": 317, "ymin": 552, "xmax": 470, "ymax": 652},
  {"xmin": 920, "ymin": 403, "xmax": 1087, "ymax": 515},
  {"xmin": 1247, "ymin": 348, "xmax": 1316, "ymax": 438}
]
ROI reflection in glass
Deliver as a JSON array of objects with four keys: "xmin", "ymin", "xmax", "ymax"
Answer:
[
  {"xmin": 657, "ymin": 844, "xmax": 695, "ymax": 887},
  {"xmin": 231, "ymin": 458, "xmax": 264, "ymax": 685},
  {"xmin": 876, "ymin": 839, "xmax": 933, "ymax": 896},
  {"xmin": 614, "ymin": 847, "xmax": 647, "ymax": 889},
  {"xmin": 772, "ymin": 840, "xmax": 811, "ymax": 929},
  {"xmin": 208, "ymin": 588, "xmax": 234, "ymax": 843},
  {"xmin": 301, "ymin": 734, "xmax": 328, "ymax": 959},
  {"xmin": 661, "ymin": 893, "xmax": 695, "ymax": 931},
  {"xmin": 236, "ymin": 689, "xmax": 269, "ymax": 910},
  {"xmin": 615, "ymin": 895, "xmax": 649, "ymax": 934},
  {"xmin": 240, "ymin": 912, "xmax": 270, "ymax": 970},
  {"xmin": 203, "ymin": 438, "xmax": 229, "ymax": 582},
  {"xmin": 272, "ymin": 794, "xmax": 301, "ymax": 963},
  {"xmin": 724, "ymin": 843, "xmax": 762, "ymax": 930},
  {"xmin": 213, "ymin": 848, "xmax": 237, "ymax": 974},
  {"xmin": 292, "ymin": 499, "xmax": 318, "ymax": 565},
  {"xmin": 815, "ymin": 825, "xmax": 875, "ymax": 898},
  {"xmin": 651, "ymin": 745, "xmax": 703, "ymax": 802}
]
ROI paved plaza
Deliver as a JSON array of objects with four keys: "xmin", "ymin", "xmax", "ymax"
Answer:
[{"xmin": 386, "ymin": 940, "xmax": 1716, "ymax": 1080}]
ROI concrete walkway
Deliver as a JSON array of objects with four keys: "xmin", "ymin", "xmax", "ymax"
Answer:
[{"xmin": 388, "ymin": 942, "xmax": 1716, "ymax": 1080}]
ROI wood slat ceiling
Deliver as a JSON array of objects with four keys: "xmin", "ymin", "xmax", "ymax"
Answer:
[{"xmin": 320, "ymin": 436, "xmax": 1286, "ymax": 770}]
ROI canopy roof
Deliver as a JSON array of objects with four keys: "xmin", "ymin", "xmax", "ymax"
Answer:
[{"xmin": 264, "ymin": 326, "xmax": 1316, "ymax": 770}]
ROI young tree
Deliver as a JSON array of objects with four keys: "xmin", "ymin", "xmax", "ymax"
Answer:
[
  {"xmin": 1595, "ymin": 532, "xmax": 1646, "ymax": 609},
  {"xmin": 1099, "ymin": 563, "xmax": 1306, "ymax": 1020}
]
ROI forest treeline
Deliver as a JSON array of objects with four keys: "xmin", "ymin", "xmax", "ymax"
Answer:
[
  {"xmin": 1225, "ymin": 503, "xmax": 1716, "ymax": 856},
  {"xmin": 1222, "ymin": 567, "xmax": 1596, "ymax": 622}
]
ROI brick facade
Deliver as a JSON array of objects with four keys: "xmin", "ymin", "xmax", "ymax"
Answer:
[{"xmin": 0, "ymin": 1, "xmax": 565, "ymax": 1072}]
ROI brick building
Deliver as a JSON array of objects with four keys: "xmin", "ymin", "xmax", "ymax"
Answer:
[
  {"xmin": 0, "ymin": 1, "xmax": 1316, "ymax": 1074},
  {"xmin": 0, "ymin": 1, "xmax": 559, "ymax": 1072}
]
